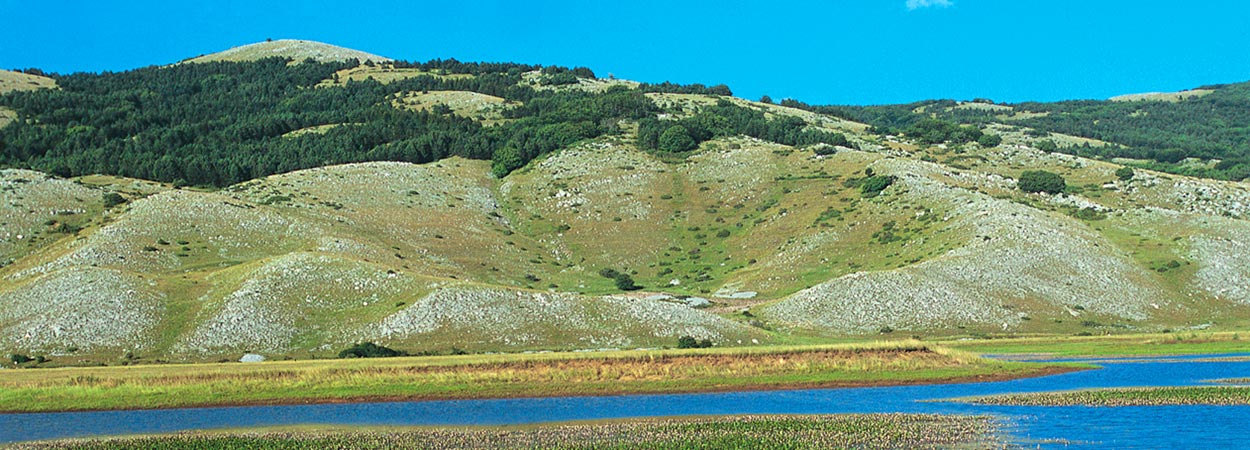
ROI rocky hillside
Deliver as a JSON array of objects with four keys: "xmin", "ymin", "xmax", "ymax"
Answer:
[{"xmin": 2, "ymin": 42, "xmax": 1249, "ymax": 364}]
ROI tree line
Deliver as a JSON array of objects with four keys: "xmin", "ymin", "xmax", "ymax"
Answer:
[{"xmin": 0, "ymin": 58, "xmax": 663, "ymax": 186}]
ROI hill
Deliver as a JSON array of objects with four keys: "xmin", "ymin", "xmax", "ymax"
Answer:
[
  {"xmin": 817, "ymin": 81, "xmax": 1250, "ymax": 181},
  {"xmin": 0, "ymin": 69, "xmax": 56, "ymax": 94},
  {"xmin": 0, "ymin": 69, "xmax": 56, "ymax": 128},
  {"xmin": 2, "ymin": 43, "xmax": 1250, "ymax": 364},
  {"xmin": 183, "ymin": 39, "xmax": 391, "ymax": 64}
]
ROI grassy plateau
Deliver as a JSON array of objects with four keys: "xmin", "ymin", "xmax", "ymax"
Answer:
[
  {"xmin": 0, "ymin": 341, "xmax": 1080, "ymax": 413},
  {"xmin": 6, "ymin": 415, "xmax": 1009, "ymax": 450}
]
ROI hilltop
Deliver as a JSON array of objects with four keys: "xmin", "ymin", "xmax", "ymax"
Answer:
[
  {"xmin": 0, "ymin": 69, "xmax": 56, "ymax": 128},
  {"xmin": 1, "ymin": 41, "xmax": 1249, "ymax": 364},
  {"xmin": 0, "ymin": 69, "xmax": 56, "ymax": 94},
  {"xmin": 182, "ymin": 39, "xmax": 392, "ymax": 64}
]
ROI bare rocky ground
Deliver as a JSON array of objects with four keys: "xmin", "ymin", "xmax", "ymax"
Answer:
[
  {"xmin": 0, "ymin": 267, "xmax": 164, "ymax": 353},
  {"xmin": 366, "ymin": 285, "xmax": 765, "ymax": 350},
  {"xmin": 1, "ymin": 169, "xmax": 103, "ymax": 264}
]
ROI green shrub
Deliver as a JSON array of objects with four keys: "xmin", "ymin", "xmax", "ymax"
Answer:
[
  {"xmin": 9, "ymin": 354, "xmax": 32, "ymax": 365},
  {"xmin": 977, "ymin": 133, "xmax": 1003, "ymax": 147},
  {"xmin": 1069, "ymin": 207, "xmax": 1106, "ymax": 221},
  {"xmin": 658, "ymin": 125, "xmax": 697, "ymax": 153},
  {"xmin": 1018, "ymin": 170, "xmax": 1066, "ymax": 194},
  {"xmin": 903, "ymin": 118, "xmax": 983, "ymax": 145},
  {"xmin": 810, "ymin": 143, "xmax": 838, "ymax": 155},
  {"xmin": 103, "ymin": 192, "xmax": 127, "ymax": 208},
  {"xmin": 598, "ymin": 268, "xmax": 621, "ymax": 279},
  {"xmin": 676, "ymin": 336, "xmax": 714, "ymax": 349},
  {"xmin": 337, "ymin": 342, "xmax": 407, "ymax": 359},
  {"xmin": 860, "ymin": 175, "xmax": 896, "ymax": 197},
  {"xmin": 613, "ymin": 273, "xmax": 640, "ymax": 291},
  {"xmin": 1115, "ymin": 166, "xmax": 1135, "ymax": 181},
  {"xmin": 539, "ymin": 71, "xmax": 579, "ymax": 86}
]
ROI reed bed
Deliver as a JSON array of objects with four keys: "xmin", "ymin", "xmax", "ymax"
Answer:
[
  {"xmin": 9, "ymin": 414, "xmax": 1012, "ymax": 450},
  {"xmin": 0, "ymin": 342, "xmax": 1069, "ymax": 412},
  {"xmin": 945, "ymin": 331, "xmax": 1250, "ymax": 357},
  {"xmin": 1211, "ymin": 378, "xmax": 1250, "ymax": 385}
]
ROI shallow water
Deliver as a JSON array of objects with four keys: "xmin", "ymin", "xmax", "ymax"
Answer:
[{"xmin": 3, "ymin": 353, "xmax": 1249, "ymax": 448}]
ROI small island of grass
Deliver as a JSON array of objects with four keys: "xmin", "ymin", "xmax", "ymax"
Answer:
[{"xmin": 962, "ymin": 386, "xmax": 1250, "ymax": 407}]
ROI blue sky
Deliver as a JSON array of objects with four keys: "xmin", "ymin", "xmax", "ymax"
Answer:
[{"xmin": 2, "ymin": 0, "xmax": 1248, "ymax": 105}]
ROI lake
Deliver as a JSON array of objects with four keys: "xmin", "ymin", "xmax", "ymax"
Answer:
[{"xmin": 3, "ymin": 353, "xmax": 1249, "ymax": 448}]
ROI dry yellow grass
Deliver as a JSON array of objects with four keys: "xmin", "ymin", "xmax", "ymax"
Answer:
[
  {"xmin": 316, "ymin": 64, "xmax": 472, "ymax": 88},
  {"xmin": 281, "ymin": 123, "xmax": 355, "ymax": 138},
  {"xmin": 521, "ymin": 70, "xmax": 640, "ymax": 93},
  {"xmin": 952, "ymin": 101, "xmax": 1012, "ymax": 112},
  {"xmin": 644, "ymin": 93, "xmax": 868, "ymax": 133},
  {"xmin": 0, "ymin": 342, "xmax": 1074, "ymax": 412},
  {"xmin": 391, "ymin": 90, "xmax": 515, "ymax": 124},
  {"xmin": 184, "ymin": 40, "xmax": 389, "ymax": 64},
  {"xmin": 0, "ymin": 69, "xmax": 57, "ymax": 95},
  {"xmin": 0, "ymin": 107, "xmax": 14, "ymax": 128},
  {"xmin": 1110, "ymin": 89, "xmax": 1213, "ymax": 103}
]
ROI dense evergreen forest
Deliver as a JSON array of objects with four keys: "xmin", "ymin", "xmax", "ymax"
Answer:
[
  {"xmin": 2, "ymin": 55, "xmax": 1248, "ymax": 184},
  {"xmin": 0, "ymin": 58, "xmax": 840, "ymax": 187}
]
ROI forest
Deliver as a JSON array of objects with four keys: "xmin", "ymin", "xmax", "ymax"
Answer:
[
  {"xmin": 0, "ymin": 57, "xmax": 760, "ymax": 187},
  {"xmin": 813, "ymin": 85, "xmax": 1250, "ymax": 181},
  {"xmin": 3, "ymin": 56, "xmax": 1249, "ymax": 184}
]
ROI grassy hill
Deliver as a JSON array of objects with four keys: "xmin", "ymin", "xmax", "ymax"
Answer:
[
  {"xmin": 2, "ymin": 42, "xmax": 1250, "ymax": 364},
  {"xmin": 0, "ymin": 69, "xmax": 56, "ymax": 128},
  {"xmin": 819, "ymin": 81, "xmax": 1250, "ymax": 181},
  {"xmin": 183, "ymin": 39, "xmax": 391, "ymax": 64}
]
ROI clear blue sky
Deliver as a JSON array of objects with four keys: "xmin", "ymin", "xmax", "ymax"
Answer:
[{"xmin": 2, "ymin": 0, "xmax": 1248, "ymax": 105}]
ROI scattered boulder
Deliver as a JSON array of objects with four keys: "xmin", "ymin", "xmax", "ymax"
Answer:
[{"xmin": 239, "ymin": 353, "xmax": 266, "ymax": 363}]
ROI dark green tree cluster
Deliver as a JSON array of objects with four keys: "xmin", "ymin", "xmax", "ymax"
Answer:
[
  {"xmin": 337, "ymin": 342, "xmax": 406, "ymax": 358},
  {"xmin": 859, "ymin": 175, "xmax": 896, "ymax": 197},
  {"xmin": 490, "ymin": 88, "xmax": 657, "ymax": 177},
  {"xmin": 637, "ymin": 100, "xmax": 848, "ymax": 154},
  {"xmin": 902, "ymin": 119, "xmax": 985, "ymax": 145},
  {"xmin": 977, "ymin": 133, "xmax": 1003, "ymax": 147},
  {"xmin": 638, "ymin": 82, "xmax": 732, "ymax": 96},
  {"xmin": 676, "ymin": 335, "xmax": 713, "ymax": 349},
  {"xmin": 598, "ymin": 268, "xmax": 640, "ymax": 291},
  {"xmin": 539, "ymin": 66, "xmax": 580, "ymax": 86},
  {"xmin": 1018, "ymin": 170, "xmax": 1066, "ymax": 194}
]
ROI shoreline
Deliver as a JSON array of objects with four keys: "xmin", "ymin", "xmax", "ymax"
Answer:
[
  {"xmin": 0, "ymin": 363, "xmax": 1085, "ymax": 415},
  {"xmin": 5, "ymin": 414, "xmax": 1011, "ymax": 449}
]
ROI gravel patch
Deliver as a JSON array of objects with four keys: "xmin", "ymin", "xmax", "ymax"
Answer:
[
  {"xmin": 0, "ymin": 170, "xmax": 101, "ymax": 263},
  {"xmin": 0, "ymin": 267, "xmax": 164, "ymax": 353},
  {"xmin": 366, "ymin": 286, "xmax": 762, "ymax": 349},
  {"xmin": 176, "ymin": 252, "xmax": 420, "ymax": 355},
  {"xmin": 10, "ymin": 190, "xmax": 317, "ymax": 279},
  {"xmin": 501, "ymin": 140, "xmax": 668, "ymax": 222}
]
